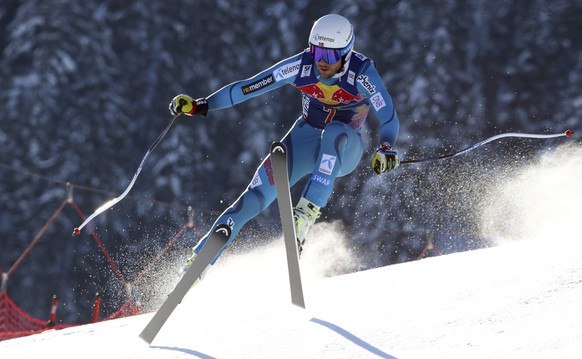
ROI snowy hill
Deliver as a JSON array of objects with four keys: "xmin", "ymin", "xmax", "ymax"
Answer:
[
  {"xmin": 1, "ymin": 144, "xmax": 581, "ymax": 359},
  {"xmin": 1, "ymin": 232, "xmax": 581, "ymax": 359}
]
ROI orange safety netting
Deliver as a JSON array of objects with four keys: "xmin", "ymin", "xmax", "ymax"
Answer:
[
  {"xmin": 103, "ymin": 301, "xmax": 142, "ymax": 321},
  {"xmin": 0, "ymin": 291, "xmax": 73, "ymax": 341},
  {"xmin": 0, "ymin": 290, "xmax": 143, "ymax": 341},
  {"xmin": 0, "ymin": 183, "xmax": 204, "ymax": 342}
]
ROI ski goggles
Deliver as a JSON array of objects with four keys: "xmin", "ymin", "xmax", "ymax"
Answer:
[{"xmin": 309, "ymin": 44, "xmax": 351, "ymax": 64}]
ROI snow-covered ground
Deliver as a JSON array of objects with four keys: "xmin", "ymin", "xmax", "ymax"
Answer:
[{"xmin": 1, "ymin": 144, "xmax": 580, "ymax": 359}]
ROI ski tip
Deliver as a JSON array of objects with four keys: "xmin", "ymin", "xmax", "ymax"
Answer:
[
  {"xmin": 565, "ymin": 129, "xmax": 573, "ymax": 138},
  {"xmin": 72, "ymin": 228, "xmax": 81, "ymax": 236},
  {"xmin": 270, "ymin": 141, "xmax": 286, "ymax": 155},
  {"xmin": 214, "ymin": 223, "xmax": 231, "ymax": 239}
]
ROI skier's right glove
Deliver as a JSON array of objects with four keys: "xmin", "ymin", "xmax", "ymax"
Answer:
[{"xmin": 169, "ymin": 94, "xmax": 208, "ymax": 116}]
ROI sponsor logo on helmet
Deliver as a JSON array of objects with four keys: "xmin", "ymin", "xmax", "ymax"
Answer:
[
  {"xmin": 312, "ymin": 33, "xmax": 335, "ymax": 44},
  {"xmin": 242, "ymin": 74, "xmax": 275, "ymax": 95},
  {"xmin": 274, "ymin": 60, "xmax": 301, "ymax": 81},
  {"xmin": 357, "ymin": 75, "xmax": 376, "ymax": 94},
  {"xmin": 345, "ymin": 26, "xmax": 353, "ymax": 44}
]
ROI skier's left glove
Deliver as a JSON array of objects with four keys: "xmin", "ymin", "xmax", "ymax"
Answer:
[
  {"xmin": 372, "ymin": 142, "xmax": 400, "ymax": 174},
  {"xmin": 169, "ymin": 94, "xmax": 208, "ymax": 116}
]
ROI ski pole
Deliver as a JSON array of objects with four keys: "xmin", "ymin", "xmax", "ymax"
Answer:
[
  {"xmin": 400, "ymin": 129, "xmax": 573, "ymax": 165},
  {"xmin": 73, "ymin": 114, "xmax": 181, "ymax": 235}
]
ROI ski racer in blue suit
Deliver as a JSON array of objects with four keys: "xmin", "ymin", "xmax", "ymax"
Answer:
[{"xmin": 170, "ymin": 14, "xmax": 400, "ymax": 271}]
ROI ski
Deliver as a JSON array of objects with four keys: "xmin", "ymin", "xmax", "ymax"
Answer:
[
  {"xmin": 139, "ymin": 224, "xmax": 230, "ymax": 344},
  {"xmin": 270, "ymin": 141, "xmax": 306, "ymax": 309}
]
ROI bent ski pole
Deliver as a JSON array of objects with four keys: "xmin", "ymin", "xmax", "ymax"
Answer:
[
  {"xmin": 73, "ymin": 114, "xmax": 181, "ymax": 235},
  {"xmin": 401, "ymin": 129, "xmax": 573, "ymax": 165}
]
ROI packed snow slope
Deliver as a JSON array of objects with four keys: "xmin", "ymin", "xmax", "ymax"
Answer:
[{"xmin": 1, "ymin": 144, "xmax": 581, "ymax": 359}]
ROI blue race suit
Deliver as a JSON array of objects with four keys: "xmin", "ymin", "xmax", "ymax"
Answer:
[{"xmin": 194, "ymin": 49, "xmax": 399, "ymax": 263}]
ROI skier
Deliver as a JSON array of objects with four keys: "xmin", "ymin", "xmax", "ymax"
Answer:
[{"xmin": 169, "ymin": 14, "xmax": 400, "ymax": 273}]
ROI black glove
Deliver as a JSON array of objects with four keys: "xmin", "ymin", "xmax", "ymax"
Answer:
[
  {"xmin": 169, "ymin": 94, "xmax": 208, "ymax": 116},
  {"xmin": 372, "ymin": 142, "xmax": 400, "ymax": 174}
]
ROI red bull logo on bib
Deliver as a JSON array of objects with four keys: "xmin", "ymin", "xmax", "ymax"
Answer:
[{"xmin": 296, "ymin": 82, "xmax": 364, "ymax": 105}]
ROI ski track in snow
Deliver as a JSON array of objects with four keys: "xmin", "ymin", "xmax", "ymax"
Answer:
[{"xmin": 1, "ymin": 144, "xmax": 581, "ymax": 359}]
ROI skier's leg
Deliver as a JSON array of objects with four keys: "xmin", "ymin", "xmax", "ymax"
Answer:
[
  {"xmin": 292, "ymin": 122, "xmax": 363, "ymax": 250},
  {"xmin": 301, "ymin": 121, "xmax": 364, "ymax": 208},
  {"xmin": 283, "ymin": 119, "xmax": 324, "ymax": 185},
  {"xmin": 192, "ymin": 156, "xmax": 279, "ymax": 264},
  {"xmin": 192, "ymin": 119, "xmax": 321, "ymax": 264}
]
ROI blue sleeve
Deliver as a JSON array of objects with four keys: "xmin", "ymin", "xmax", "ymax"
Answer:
[
  {"xmin": 356, "ymin": 63, "xmax": 400, "ymax": 147},
  {"xmin": 206, "ymin": 53, "xmax": 303, "ymax": 111}
]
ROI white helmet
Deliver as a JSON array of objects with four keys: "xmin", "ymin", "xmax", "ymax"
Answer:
[{"xmin": 309, "ymin": 14, "xmax": 355, "ymax": 64}]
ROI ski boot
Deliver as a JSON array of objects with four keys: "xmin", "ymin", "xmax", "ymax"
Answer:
[{"xmin": 293, "ymin": 196, "xmax": 321, "ymax": 255}]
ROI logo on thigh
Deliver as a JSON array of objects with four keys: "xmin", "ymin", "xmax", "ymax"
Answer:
[
  {"xmin": 227, "ymin": 217, "xmax": 235, "ymax": 230},
  {"xmin": 311, "ymin": 174, "xmax": 331, "ymax": 187},
  {"xmin": 250, "ymin": 173, "xmax": 263, "ymax": 189},
  {"xmin": 319, "ymin": 154, "xmax": 337, "ymax": 175}
]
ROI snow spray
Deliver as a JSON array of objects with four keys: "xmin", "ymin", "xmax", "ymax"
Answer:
[{"xmin": 478, "ymin": 142, "xmax": 582, "ymax": 245}]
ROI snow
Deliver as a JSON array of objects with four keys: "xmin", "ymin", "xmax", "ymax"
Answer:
[
  {"xmin": 1, "ymin": 146, "xmax": 581, "ymax": 358},
  {"xmin": 2, "ymin": 237, "xmax": 581, "ymax": 358}
]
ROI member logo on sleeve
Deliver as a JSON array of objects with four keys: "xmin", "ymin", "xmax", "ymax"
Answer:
[
  {"xmin": 301, "ymin": 65, "xmax": 312, "ymax": 78},
  {"xmin": 241, "ymin": 74, "xmax": 275, "ymax": 95}
]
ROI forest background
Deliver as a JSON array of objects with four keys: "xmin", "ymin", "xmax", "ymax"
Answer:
[{"xmin": 1, "ymin": 0, "xmax": 580, "ymax": 323}]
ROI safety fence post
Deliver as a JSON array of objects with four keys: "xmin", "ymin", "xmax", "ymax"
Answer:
[
  {"xmin": 92, "ymin": 293, "xmax": 101, "ymax": 323},
  {"xmin": 46, "ymin": 295, "xmax": 58, "ymax": 328}
]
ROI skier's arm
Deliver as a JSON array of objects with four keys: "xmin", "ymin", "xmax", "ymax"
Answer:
[
  {"xmin": 356, "ymin": 63, "xmax": 400, "ymax": 147},
  {"xmin": 169, "ymin": 52, "xmax": 303, "ymax": 117},
  {"xmin": 206, "ymin": 52, "xmax": 303, "ymax": 111},
  {"xmin": 357, "ymin": 63, "xmax": 401, "ymax": 174}
]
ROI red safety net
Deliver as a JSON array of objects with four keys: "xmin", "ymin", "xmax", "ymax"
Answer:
[
  {"xmin": 0, "ymin": 183, "xmax": 204, "ymax": 342},
  {"xmin": 0, "ymin": 291, "xmax": 73, "ymax": 341},
  {"xmin": 0, "ymin": 290, "xmax": 144, "ymax": 342},
  {"xmin": 103, "ymin": 301, "xmax": 143, "ymax": 321}
]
